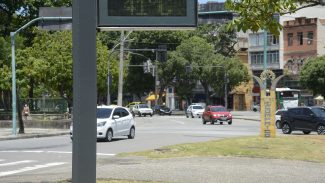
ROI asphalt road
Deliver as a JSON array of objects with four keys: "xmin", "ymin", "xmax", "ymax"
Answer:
[{"xmin": 1, "ymin": 115, "xmax": 324, "ymax": 183}]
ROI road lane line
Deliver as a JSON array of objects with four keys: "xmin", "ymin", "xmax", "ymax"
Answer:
[
  {"xmin": 97, "ymin": 153, "xmax": 116, "ymax": 156},
  {"xmin": 0, "ymin": 162, "xmax": 66, "ymax": 177},
  {"xmin": 0, "ymin": 160, "xmax": 35, "ymax": 167},
  {"xmin": 170, "ymin": 119, "xmax": 185, "ymax": 125},
  {"xmin": 46, "ymin": 151, "xmax": 72, "ymax": 154}
]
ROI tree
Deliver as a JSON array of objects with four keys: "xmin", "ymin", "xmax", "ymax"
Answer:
[
  {"xmin": 124, "ymin": 30, "xmax": 189, "ymax": 102},
  {"xmin": 174, "ymin": 36, "xmax": 216, "ymax": 104},
  {"xmin": 225, "ymin": 0, "xmax": 324, "ymax": 35},
  {"xmin": 191, "ymin": 24, "xmax": 237, "ymax": 57},
  {"xmin": 300, "ymin": 56, "xmax": 325, "ymax": 97}
]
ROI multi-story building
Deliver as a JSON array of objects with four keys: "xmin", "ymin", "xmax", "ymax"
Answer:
[{"xmin": 281, "ymin": 17, "xmax": 325, "ymax": 105}]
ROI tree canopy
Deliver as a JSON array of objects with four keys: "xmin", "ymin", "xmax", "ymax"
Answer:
[
  {"xmin": 225, "ymin": 0, "xmax": 324, "ymax": 35},
  {"xmin": 300, "ymin": 56, "xmax": 325, "ymax": 97}
]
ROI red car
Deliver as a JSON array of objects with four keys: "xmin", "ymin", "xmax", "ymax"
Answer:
[{"xmin": 202, "ymin": 105, "xmax": 232, "ymax": 125}]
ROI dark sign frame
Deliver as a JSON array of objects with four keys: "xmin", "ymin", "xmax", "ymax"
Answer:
[{"xmin": 97, "ymin": 0, "xmax": 197, "ymax": 30}]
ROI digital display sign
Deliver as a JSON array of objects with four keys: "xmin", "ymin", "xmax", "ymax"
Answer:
[
  {"xmin": 97, "ymin": 0, "xmax": 197, "ymax": 29},
  {"xmin": 107, "ymin": 0, "xmax": 186, "ymax": 16}
]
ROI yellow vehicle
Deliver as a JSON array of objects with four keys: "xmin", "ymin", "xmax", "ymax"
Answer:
[{"xmin": 126, "ymin": 102, "xmax": 141, "ymax": 110}]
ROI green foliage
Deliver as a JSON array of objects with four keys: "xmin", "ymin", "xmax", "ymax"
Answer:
[
  {"xmin": 300, "ymin": 56, "xmax": 325, "ymax": 97},
  {"xmin": 14, "ymin": 30, "xmax": 112, "ymax": 104},
  {"xmin": 172, "ymin": 36, "xmax": 249, "ymax": 104},
  {"xmin": 225, "ymin": 0, "xmax": 322, "ymax": 35},
  {"xmin": 191, "ymin": 24, "xmax": 237, "ymax": 57},
  {"xmin": 124, "ymin": 30, "xmax": 189, "ymax": 99}
]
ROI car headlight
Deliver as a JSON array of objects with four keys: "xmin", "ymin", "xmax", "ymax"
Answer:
[
  {"xmin": 213, "ymin": 114, "xmax": 217, "ymax": 117},
  {"xmin": 97, "ymin": 121, "xmax": 106, "ymax": 127}
]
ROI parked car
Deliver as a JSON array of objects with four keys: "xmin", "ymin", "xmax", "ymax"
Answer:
[
  {"xmin": 280, "ymin": 106, "xmax": 325, "ymax": 135},
  {"xmin": 202, "ymin": 105, "xmax": 232, "ymax": 125},
  {"xmin": 252, "ymin": 104, "xmax": 260, "ymax": 112},
  {"xmin": 152, "ymin": 105, "xmax": 172, "ymax": 115},
  {"xmin": 132, "ymin": 104, "xmax": 153, "ymax": 117},
  {"xmin": 126, "ymin": 102, "xmax": 141, "ymax": 113},
  {"xmin": 275, "ymin": 109, "xmax": 287, "ymax": 129},
  {"xmin": 186, "ymin": 104, "xmax": 204, "ymax": 118},
  {"xmin": 70, "ymin": 105, "xmax": 135, "ymax": 142}
]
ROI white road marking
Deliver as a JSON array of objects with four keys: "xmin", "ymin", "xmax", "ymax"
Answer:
[
  {"xmin": 46, "ymin": 151, "xmax": 72, "ymax": 154},
  {"xmin": 0, "ymin": 150, "xmax": 115, "ymax": 156},
  {"xmin": 0, "ymin": 160, "xmax": 35, "ymax": 167},
  {"xmin": 97, "ymin": 153, "xmax": 116, "ymax": 156},
  {"xmin": 0, "ymin": 162, "xmax": 66, "ymax": 177}
]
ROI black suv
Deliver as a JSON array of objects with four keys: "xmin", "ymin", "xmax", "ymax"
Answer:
[{"xmin": 281, "ymin": 106, "xmax": 325, "ymax": 135}]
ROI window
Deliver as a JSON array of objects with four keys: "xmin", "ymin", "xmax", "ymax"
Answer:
[
  {"xmin": 307, "ymin": 32, "xmax": 313, "ymax": 45},
  {"xmin": 302, "ymin": 108, "xmax": 313, "ymax": 116},
  {"xmin": 287, "ymin": 33, "xmax": 293, "ymax": 46},
  {"xmin": 113, "ymin": 108, "xmax": 121, "ymax": 117},
  {"xmin": 97, "ymin": 108, "xmax": 113, "ymax": 119},
  {"xmin": 297, "ymin": 32, "xmax": 303, "ymax": 45},
  {"xmin": 267, "ymin": 34, "xmax": 278, "ymax": 45},
  {"xmin": 120, "ymin": 108, "xmax": 129, "ymax": 117}
]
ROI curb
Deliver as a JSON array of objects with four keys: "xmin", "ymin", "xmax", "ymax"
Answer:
[{"xmin": 0, "ymin": 132, "xmax": 69, "ymax": 141}]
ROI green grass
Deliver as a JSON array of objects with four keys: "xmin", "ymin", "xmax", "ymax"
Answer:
[{"xmin": 119, "ymin": 135, "xmax": 325, "ymax": 163}]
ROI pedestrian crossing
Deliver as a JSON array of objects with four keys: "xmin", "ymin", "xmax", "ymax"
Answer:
[{"xmin": 0, "ymin": 159, "xmax": 66, "ymax": 177}]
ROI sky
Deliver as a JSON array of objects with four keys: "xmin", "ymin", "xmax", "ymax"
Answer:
[{"xmin": 198, "ymin": 0, "xmax": 225, "ymax": 3}]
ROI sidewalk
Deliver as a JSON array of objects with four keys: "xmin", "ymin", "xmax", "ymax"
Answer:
[{"xmin": 0, "ymin": 128, "xmax": 69, "ymax": 141}]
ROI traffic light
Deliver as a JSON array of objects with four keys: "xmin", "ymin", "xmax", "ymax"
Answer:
[
  {"xmin": 143, "ymin": 59, "xmax": 152, "ymax": 73},
  {"xmin": 157, "ymin": 44, "xmax": 167, "ymax": 62}
]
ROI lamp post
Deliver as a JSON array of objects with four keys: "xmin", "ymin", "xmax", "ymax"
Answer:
[{"xmin": 10, "ymin": 17, "xmax": 72, "ymax": 135}]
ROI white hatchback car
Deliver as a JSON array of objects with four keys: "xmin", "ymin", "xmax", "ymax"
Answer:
[
  {"xmin": 70, "ymin": 105, "xmax": 135, "ymax": 142},
  {"xmin": 186, "ymin": 104, "xmax": 204, "ymax": 118},
  {"xmin": 132, "ymin": 104, "xmax": 153, "ymax": 117}
]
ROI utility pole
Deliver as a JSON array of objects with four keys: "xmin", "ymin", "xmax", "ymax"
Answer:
[
  {"xmin": 117, "ymin": 31, "xmax": 125, "ymax": 106},
  {"xmin": 224, "ymin": 72, "xmax": 228, "ymax": 109}
]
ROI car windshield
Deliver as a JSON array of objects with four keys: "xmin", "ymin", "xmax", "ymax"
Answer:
[
  {"xmin": 211, "ymin": 107, "xmax": 226, "ymax": 112},
  {"xmin": 193, "ymin": 106, "xmax": 203, "ymax": 109},
  {"xmin": 97, "ymin": 108, "xmax": 112, "ymax": 119},
  {"xmin": 161, "ymin": 106, "xmax": 168, "ymax": 109},
  {"xmin": 139, "ymin": 104, "xmax": 149, "ymax": 108},
  {"xmin": 311, "ymin": 108, "xmax": 325, "ymax": 118}
]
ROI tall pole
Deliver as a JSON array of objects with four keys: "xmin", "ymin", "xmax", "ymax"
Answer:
[
  {"xmin": 117, "ymin": 31, "xmax": 125, "ymax": 106},
  {"xmin": 107, "ymin": 59, "xmax": 111, "ymax": 105},
  {"xmin": 224, "ymin": 72, "xmax": 228, "ymax": 109},
  {"xmin": 72, "ymin": 0, "xmax": 97, "ymax": 182},
  {"xmin": 10, "ymin": 33, "xmax": 17, "ymax": 135},
  {"xmin": 9, "ymin": 17, "xmax": 72, "ymax": 136},
  {"xmin": 263, "ymin": 30, "xmax": 268, "ymax": 85}
]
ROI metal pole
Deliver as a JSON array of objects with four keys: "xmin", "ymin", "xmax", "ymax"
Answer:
[
  {"xmin": 107, "ymin": 59, "xmax": 111, "ymax": 105},
  {"xmin": 224, "ymin": 72, "xmax": 228, "ymax": 109},
  {"xmin": 10, "ymin": 32, "xmax": 17, "ymax": 135},
  {"xmin": 155, "ymin": 64, "xmax": 158, "ymax": 106},
  {"xmin": 263, "ymin": 30, "xmax": 268, "ymax": 82},
  {"xmin": 72, "ymin": 0, "xmax": 97, "ymax": 182},
  {"xmin": 117, "ymin": 31, "xmax": 125, "ymax": 106},
  {"xmin": 10, "ymin": 16, "xmax": 72, "ymax": 136}
]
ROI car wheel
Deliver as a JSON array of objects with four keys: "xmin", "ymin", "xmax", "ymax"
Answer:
[
  {"xmin": 282, "ymin": 123, "xmax": 292, "ymax": 134},
  {"xmin": 253, "ymin": 108, "xmax": 257, "ymax": 112},
  {"xmin": 138, "ymin": 112, "xmax": 142, "ymax": 117},
  {"xmin": 276, "ymin": 121, "xmax": 281, "ymax": 129},
  {"xmin": 191, "ymin": 113, "xmax": 194, "ymax": 118},
  {"xmin": 128, "ymin": 127, "xmax": 135, "ymax": 139},
  {"xmin": 220, "ymin": 122, "xmax": 223, "ymax": 125},
  {"xmin": 202, "ymin": 118, "xmax": 206, "ymax": 125},
  {"xmin": 228, "ymin": 121, "xmax": 232, "ymax": 125},
  {"xmin": 105, "ymin": 129, "xmax": 113, "ymax": 142},
  {"xmin": 186, "ymin": 114, "xmax": 189, "ymax": 118},
  {"xmin": 316, "ymin": 124, "xmax": 325, "ymax": 135},
  {"xmin": 150, "ymin": 114, "xmax": 153, "ymax": 117},
  {"xmin": 131, "ymin": 111, "xmax": 135, "ymax": 117},
  {"xmin": 303, "ymin": 131, "xmax": 311, "ymax": 135},
  {"xmin": 144, "ymin": 114, "xmax": 146, "ymax": 117}
]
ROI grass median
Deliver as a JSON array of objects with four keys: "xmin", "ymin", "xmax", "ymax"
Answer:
[{"xmin": 119, "ymin": 135, "xmax": 325, "ymax": 163}]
